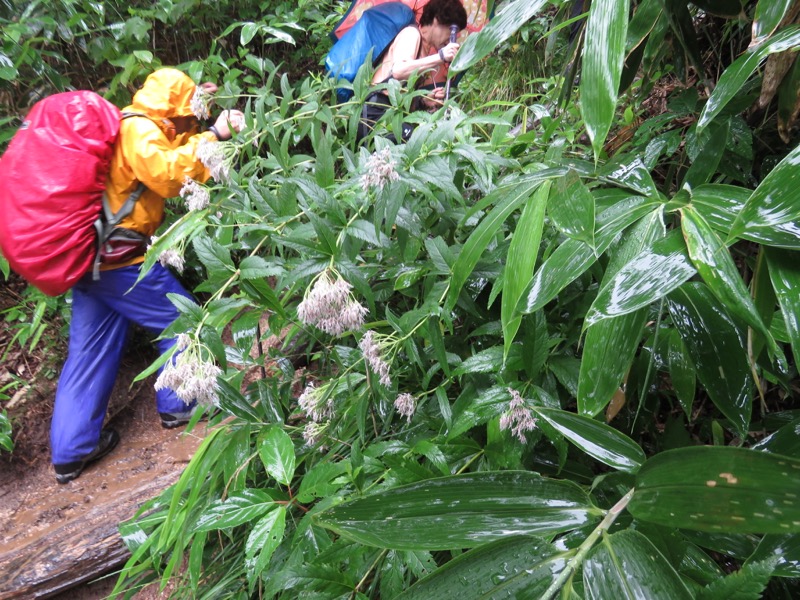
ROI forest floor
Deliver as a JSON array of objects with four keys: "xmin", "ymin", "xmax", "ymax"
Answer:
[{"xmin": 0, "ymin": 279, "xmax": 212, "ymax": 599}]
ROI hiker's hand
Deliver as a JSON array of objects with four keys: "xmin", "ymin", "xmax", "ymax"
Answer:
[
  {"xmin": 212, "ymin": 109, "xmax": 245, "ymax": 140},
  {"xmin": 199, "ymin": 82, "xmax": 218, "ymax": 94},
  {"xmin": 439, "ymin": 42, "xmax": 459, "ymax": 63},
  {"xmin": 422, "ymin": 88, "xmax": 445, "ymax": 111}
]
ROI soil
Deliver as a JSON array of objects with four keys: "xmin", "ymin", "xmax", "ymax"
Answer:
[{"xmin": 0, "ymin": 278, "xmax": 210, "ymax": 599}]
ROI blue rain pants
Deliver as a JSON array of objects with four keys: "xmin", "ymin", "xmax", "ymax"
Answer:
[{"xmin": 50, "ymin": 263, "xmax": 192, "ymax": 465}]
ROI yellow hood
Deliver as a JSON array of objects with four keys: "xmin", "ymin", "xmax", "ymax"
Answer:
[{"xmin": 126, "ymin": 68, "xmax": 197, "ymax": 119}]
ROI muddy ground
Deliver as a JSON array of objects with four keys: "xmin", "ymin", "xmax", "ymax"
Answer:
[{"xmin": 0, "ymin": 279, "xmax": 210, "ymax": 599}]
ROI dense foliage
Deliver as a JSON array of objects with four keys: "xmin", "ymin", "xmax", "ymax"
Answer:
[{"xmin": 3, "ymin": 0, "xmax": 800, "ymax": 598}]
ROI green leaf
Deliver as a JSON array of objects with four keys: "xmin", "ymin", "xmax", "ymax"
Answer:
[
  {"xmin": 747, "ymin": 534, "xmax": 800, "ymax": 577},
  {"xmin": 690, "ymin": 184, "xmax": 750, "ymax": 236},
  {"xmin": 314, "ymin": 471, "xmax": 601, "ymax": 550},
  {"xmin": 192, "ymin": 489, "xmax": 277, "ymax": 532},
  {"xmin": 258, "ymin": 426, "xmax": 296, "ymax": 486},
  {"xmin": 239, "ymin": 255, "xmax": 284, "ymax": 280},
  {"xmin": 586, "ymin": 230, "xmax": 695, "ymax": 326},
  {"xmin": 296, "ymin": 461, "xmax": 349, "ymax": 503},
  {"xmin": 395, "ymin": 536, "xmax": 569, "ymax": 600},
  {"xmin": 532, "ymin": 408, "xmax": 645, "ymax": 472},
  {"xmin": 765, "ymin": 248, "xmax": 800, "ymax": 367},
  {"xmin": 246, "ymin": 505, "xmax": 286, "ymax": 584},
  {"xmin": 193, "ymin": 235, "xmax": 236, "ymax": 275},
  {"xmin": 583, "ymin": 530, "xmax": 693, "ymax": 600},
  {"xmin": 629, "ymin": 446, "xmax": 800, "ymax": 534},
  {"xmin": 753, "ymin": 0, "xmax": 795, "ymax": 46},
  {"xmin": 581, "ymin": 0, "xmax": 630, "ymax": 159},
  {"xmin": 681, "ymin": 205, "xmax": 778, "ymax": 358},
  {"xmin": 667, "ymin": 284, "xmax": 752, "ymax": 436},
  {"xmin": 502, "ymin": 181, "xmax": 549, "ymax": 360},
  {"xmin": 450, "ymin": 0, "xmax": 549, "ymax": 73},
  {"xmin": 684, "ymin": 119, "xmax": 730, "ymax": 189},
  {"xmin": 697, "ymin": 558, "xmax": 776, "ymax": 600},
  {"xmin": 448, "ymin": 386, "xmax": 509, "ymax": 439},
  {"xmin": 729, "ymin": 141, "xmax": 800, "ymax": 249},
  {"xmin": 753, "ymin": 417, "xmax": 800, "ymax": 457},
  {"xmin": 240, "ymin": 22, "xmax": 259, "ymax": 45},
  {"xmin": 578, "ymin": 309, "xmax": 647, "ymax": 417},
  {"xmin": 522, "ymin": 195, "xmax": 656, "ymax": 313},
  {"xmin": 667, "ymin": 329, "xmax": 696, "ymax": 419},
  {"xmin": 448, "ymin": 179, "xmax": 542, "ymax": 311},
  {"xmin": 548, "ymin": 171, "xmax": 594, "ymax": 246},
  {"xmin": 697, "ymin": 25, "xmax": 800, "ymax": 132}
]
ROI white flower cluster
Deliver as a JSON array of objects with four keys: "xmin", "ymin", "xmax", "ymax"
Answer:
[
  {"xmin": 179, "ymin": 177, "xmax": 211, "ymax": 211},
  {"xmin": 297, "ymin": 271, "xmax": 368, "ymax": 336},
  {"xmin": 197, "ymin": 137, "xmax": 231, "ymax": 182},
  {"xmin": 298, "ymin": 382, "xmax": 334, "ymax": 422},
  {"xmin": 499, "ymin": 388, "xmax": 538, "ymax": 444},
  {"xmin": 190, "ymin": 86, "xmax": 211, "ymax": 120},
  {"xmin": 359, "ymin": 330, "xmax": 392, "ymax": 387},
  {"xmin": 148, "ymin": 235, "xmax": 185, "ymax": 273},
  {"xmin": 394, "ymin": 393, "xmax": 416, "ymax": 422},
  {"xmin": 302, "ymin": 422, "xmax": 326, "ymax": 447},
  {"xmin": 360, "ymin": 147, "xmax": 400, "ymax": 192},
  {"xmin": 155, "ymin": 348, "xmax": 222, "ymax": 407}
]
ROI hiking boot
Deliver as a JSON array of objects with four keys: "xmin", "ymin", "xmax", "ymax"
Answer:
[
  {"xmin": 54, "ymin": 428, "xmax": 120, "ymax": 484},
  {"xmin": 159, "ymin": 406, "xmax": 200, "ymax": 429}
]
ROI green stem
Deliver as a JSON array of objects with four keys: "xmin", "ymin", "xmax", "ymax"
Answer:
[
  {"xmin": 540, "ymin": 488, "xmax": 634, "ymax": 600},
  {"xmin": 352, "ymin": 549, "xmax": 388, "ymax": 597}
]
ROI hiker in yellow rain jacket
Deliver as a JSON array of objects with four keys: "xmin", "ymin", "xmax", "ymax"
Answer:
[{"xmin": 51, "ymin": 68, "xmax": 244, "ymax": 484}]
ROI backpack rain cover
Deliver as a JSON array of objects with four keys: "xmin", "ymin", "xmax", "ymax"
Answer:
[{"xmin": 0, "ymin": 91, "xmax": 121, "ymax": 296}]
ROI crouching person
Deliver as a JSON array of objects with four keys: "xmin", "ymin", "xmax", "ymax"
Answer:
[{"xmin": 51, "ymin": 68, "xmax": 244, "ymax": 484}]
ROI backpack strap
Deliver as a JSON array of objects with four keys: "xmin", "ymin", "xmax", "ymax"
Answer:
[{"xmin": 92, "ymin": 111, "xmax": 149, "ymax": 280}]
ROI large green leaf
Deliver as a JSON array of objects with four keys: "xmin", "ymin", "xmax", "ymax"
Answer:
[
  {"xmin": 548, "ymin": 171, "xmax": 594, "ymax": 247},
  {"xmin": 697, "ymin": 25, "xmax": 800, "ymax": 131},
  {"xmin": 667, "ymin": 329, "xmax": 696, "ymax": 419},
  {"xmin": 752, "ymin": 0, "xmax": 796, "ymax": 46},
  {"xmin": 690, "ymin": 184, "xmax": 750, "ymax": 236},
  {"xmin": 578, "ymin": 309, "xmax": 648, "ymax": 417},
  {"xmin": 258, "ymin": 426, "xmax": 296, "ymax": 487},
  {"xmin": 245, "ymin": 505, "xmax": 286, "ymax": 585},
  {"xmin": 522, "ymin": 195, "xmax": 656, "ymax": 314},
  {"xmin": 502, "ymin": 181, "xmax": 549, "ymax": 360},
  {"xmin": 765, "ymin": 248, "xmax": 800, "ymax": 367},
  {"xmin": 581, "ymin": 0, "xmax": 630, "ymax": 159},
  {"xmin": 583, "ymin": 530, "xmax": 693, "ymax": 600},
  {"xmin": 728, "ymin": 141, "xmax": 800, "ymax": 249},
  {"xmin": 533, "ymin": 408, "xmax": 645, "ymax": 472},
  {"xmin": 681, "ymin": 205, "xmax": 778, "ymax": 358},
  {"xmin": 395, "ymin": 536, "xmax": 569, "ymax": 600},
  {"xmin": 753, "ymin": 417, "xmax": 800, "ymax": 457},
  {"xmin": 667, "ymin": 284, "xmax": 752, "ymax": 436},
  {"xmin": 586, "ymin": 230, "xmax": 695, "ymax": 326},
  {"xmin": 192, "ymin": 489, "xmax": 278, "ymax": 532},
  {"xmin": 314, "ymin": 472, "xmax": 601, "ymax": 550},
  {"xmin": 450, "ymin": 0, "xmax": 549, "ymax": 73},
  {"xmin": 447, "ymin": 178, "xmax": 542, "ymax": 311},
  {"xmin": 578, "ymin": 210, "xmax": 665, "ymax": 416},
  {"xmin": 629, "ymin": 446, "xmax": 800, "ymax": 534}
]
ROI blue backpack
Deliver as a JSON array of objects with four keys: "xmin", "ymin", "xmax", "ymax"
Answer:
[{"xmin": 325, "ymin": 2, "xmax": 416, "ymax": 103}]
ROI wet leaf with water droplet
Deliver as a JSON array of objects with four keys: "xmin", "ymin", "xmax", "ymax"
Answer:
[
  {"xmin": 395, "ymin": 536, "xmax": 570, "ymax": 600},
  {"xmin": 667, "ymin": 283, "xmax": 752, "ymax": 437},
  {"xmin": 630, "ymin": 447, "xmax": 800, "ymax": 534},
  {"xmin": 314, "ymin": 471, "xmax": 601, "ymax": 550},
  {"xmin": 583, "ymin": 530, "xmax": 693, "ymax": 599}
]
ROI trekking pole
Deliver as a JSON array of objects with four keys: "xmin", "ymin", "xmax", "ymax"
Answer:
[{"xmin": 444, "ymin": 24, "xmax": 458, "ymax": 102}]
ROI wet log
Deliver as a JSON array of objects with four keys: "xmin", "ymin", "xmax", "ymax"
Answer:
[{"xmin": 0, "ymin": 470, "xmax": 181, "ymax": 599}]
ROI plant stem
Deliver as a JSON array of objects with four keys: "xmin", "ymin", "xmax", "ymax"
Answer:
[{"xmin": 540, "ymin": 488, "xmax": 634, "ymax": 600}]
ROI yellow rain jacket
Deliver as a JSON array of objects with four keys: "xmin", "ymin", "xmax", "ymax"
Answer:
[{"xmin": 104, "ymin": 68, "xmax": 218, "ymax": 267}]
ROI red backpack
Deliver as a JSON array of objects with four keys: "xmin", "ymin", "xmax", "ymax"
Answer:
[{"xmin": 0, "ymin": 91, "xmax": 144, "ymax": 296}]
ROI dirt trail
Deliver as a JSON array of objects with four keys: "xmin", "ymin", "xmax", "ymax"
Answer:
[{"xmin": 0, "ymin": 286, "xmax": 210, "ymax": 598}]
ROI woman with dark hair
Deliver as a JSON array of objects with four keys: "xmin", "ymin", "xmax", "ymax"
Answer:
[{"xmin": 358, "ymin": 0, "xmax": 468, "ymax": 142}]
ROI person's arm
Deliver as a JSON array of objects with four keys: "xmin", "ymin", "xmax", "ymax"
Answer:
[{"xmin": 374, "ymin": 27, "xmax": 459, "ymax": 83}]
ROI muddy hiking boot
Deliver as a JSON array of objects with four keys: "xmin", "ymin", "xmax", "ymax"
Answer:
[
  {"xmin": 54, "ymin": 428, "xmax": 120, "ymax": 484},
  {"xmin": 159, "ymin": 406, "xmax": 201, "ymax": 429}
]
